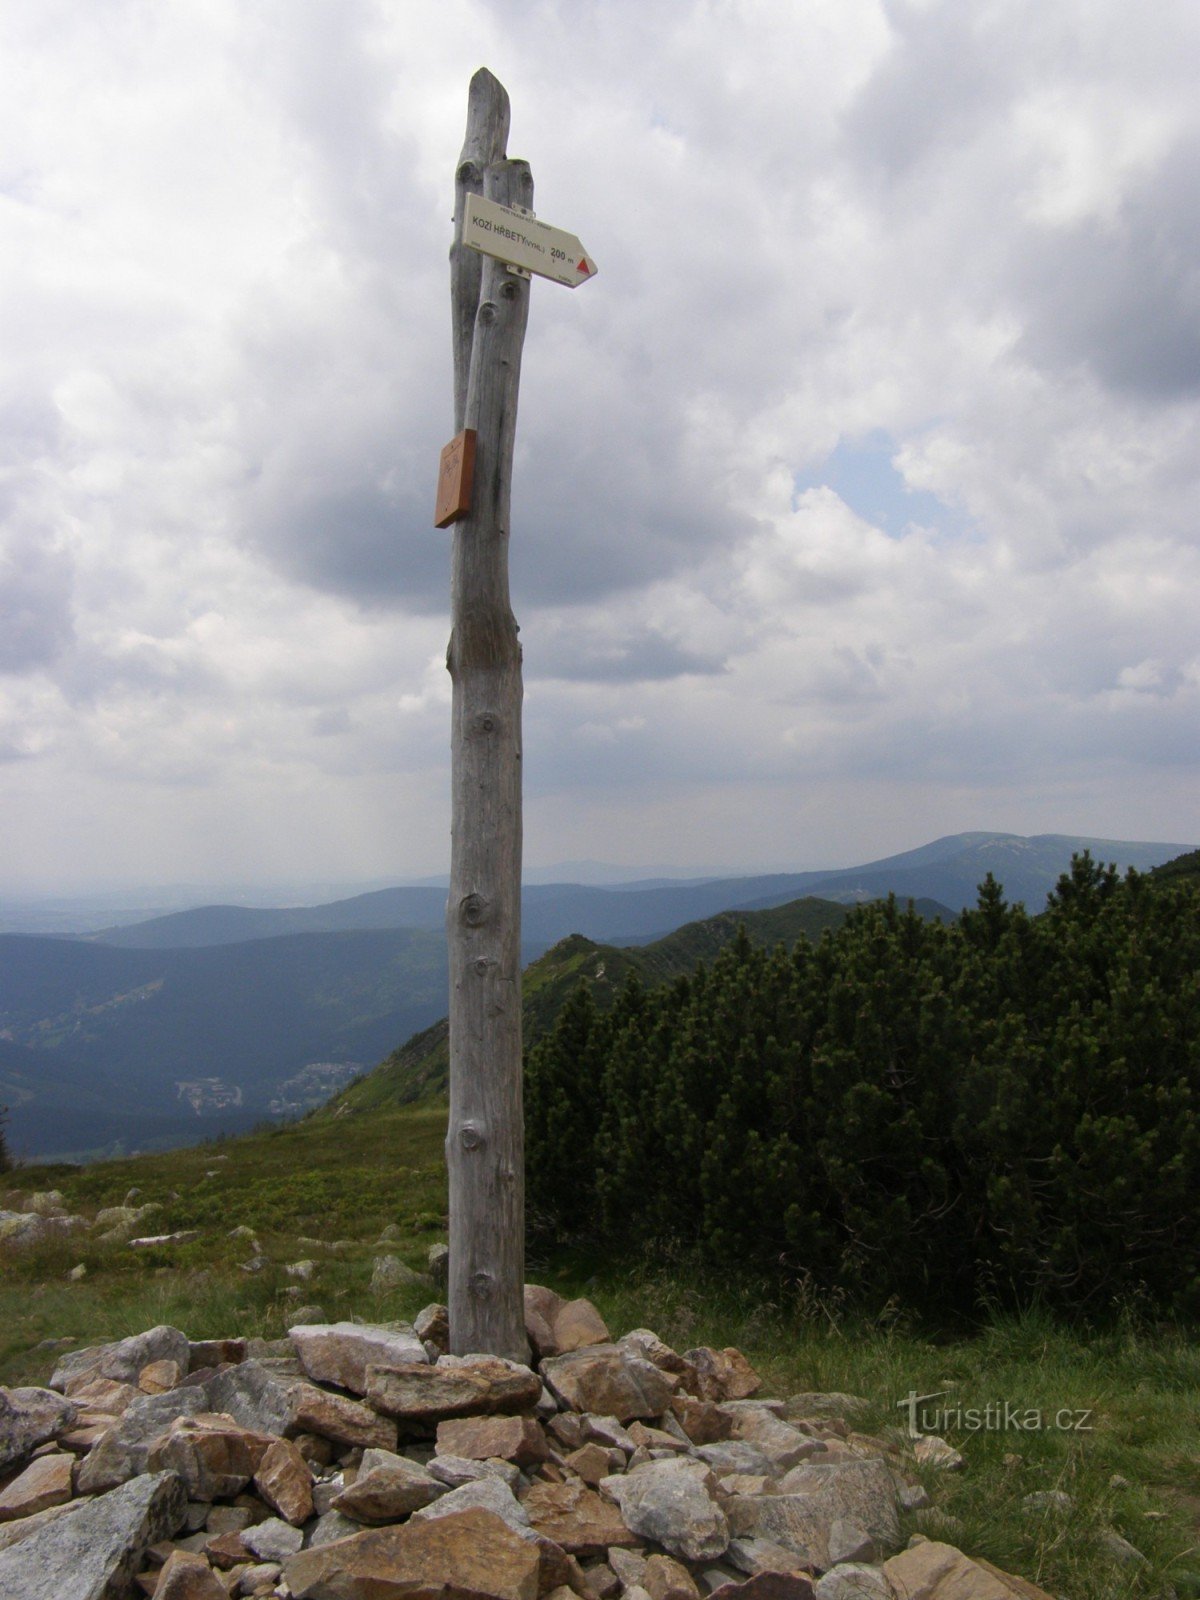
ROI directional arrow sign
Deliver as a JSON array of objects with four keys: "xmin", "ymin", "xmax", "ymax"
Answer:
[{"xmin": 463, "ymin": 193, "xmax": 597, "ymax": 288}]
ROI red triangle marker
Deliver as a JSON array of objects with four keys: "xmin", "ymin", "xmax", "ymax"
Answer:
[{"xmin": 577, "ymin": 259, "xmax": 590, "ymax": 275}]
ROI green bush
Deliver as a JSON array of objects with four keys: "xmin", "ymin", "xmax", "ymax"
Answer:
[{"xmin": 525, "ymin": 856, "xmax": 1200, "ymax": 1320}]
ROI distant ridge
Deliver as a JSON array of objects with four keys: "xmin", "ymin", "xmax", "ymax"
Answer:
[{"xmin": 90, "ymin": 831, "xmax": 1193, "ymax": 951}]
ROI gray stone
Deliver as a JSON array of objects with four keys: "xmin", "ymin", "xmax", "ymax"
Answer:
[
  {"xmin": 826, "ymin": 1520, "xmax": 876, "ymax": 1565},
  {"xmin": 601, "ymin": 1457, "xmax": 730, "ymax": 1563},
  {"xmin": 411, "ymin": 1474, "xmax": 534, "ymax": 1539},
  {"xmin": 371, "ymin": 1254, "xmax": 430, "ymax": 1293},
  {"xmin": 912, "ymin": 1435, "xmax": 962, "ymax": 1471},
  {"xmin": 698, "ymin": 1440, "xmax": 778, "ymax": 1479},
  {"xmin": 289, "ymin": 1321, "xmax": 427, "ymax": 1395},
  {"xmin": 241, "ymin": 1514, "xmax": 305, "ymax": 1561},
  {"xmin": 609, "ymin": 1548, "xmax": 649, "ymax": 1587},
  {"xmin": 897, "ymin": 1483, "xmax": 930, "ymax": 1512},
  {"xmin": 50, "ymin": 1325, "xmax": 190, "ymax": 1392},
  {"xmin": 333, "ymin": 1452, "xmax": 448, "ymax": 1522},
  {"xmin": 305, "ymin": 1508, "xmax": 362, "ymax": 1548},
  {"xmin": 814, "ymin": 1564, "xmax": 892, "ymax": 1600},
  {"xmin": 725, "ymin": 1409, "xmax": 822, "ymax": 1471},
  {"xmin": 427, "ymin": 1453, "xmax": 523, "ymax": 1491},
  {"xmin": 1098, "ymin": 1528, "xmax": 1149, "ymax": 1567},
  {"xmin": 1022, "ymin": 1490, "xmax": 1074, "ymax": 1515},
  {"xmin": 0, "ymin": 1468, "xmax": 186, "ymax": 1600},
  {"xmin": 0, "ymin": 1386, "xmax": 78, "ymax": 1472},
  {"xmin": 206, "ymin": 1360, "xmax": 294, "ymax": 1437},
  {"xmin": 428, "ymin": 1244, "xmax": 450, "ymax": 1287},
  {"xmin": 236, "ymin": 1562, "xmax": 282, "ymax": 1593},
  {"xmin": 726, "ymin": 1461, "xmax": 901, "ymax": 1573},
  {"xmin": 75, "ymin": 1384, "xmax": 212, "ymax": 1493},
  {"xmin": 541, "ymin": 1347, "xmax": 675, "ymax": 1424},
  {"xmin": 727, "ymin": 1538, "xmax": 817, "ymax": 1577}
]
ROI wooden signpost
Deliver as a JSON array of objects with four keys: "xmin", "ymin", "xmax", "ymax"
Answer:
[{"xmin": 441, "ymin": 68, "xmax": 595, "ymax": 1360}]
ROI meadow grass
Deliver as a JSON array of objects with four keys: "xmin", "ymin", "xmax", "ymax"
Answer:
[{"xmin": 2, "ymin": 1102, "xmax": 1198, "ymax": 1600}]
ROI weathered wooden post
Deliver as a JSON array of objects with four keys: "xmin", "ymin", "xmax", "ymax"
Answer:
[{"xmin": 439, "ymin": 69, "xmax": 596, "ymax": 1360}]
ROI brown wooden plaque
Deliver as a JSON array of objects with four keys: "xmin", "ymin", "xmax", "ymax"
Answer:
[{"xmin": 434, "ymin": 428, "xmax": 477, "ymax": 527}]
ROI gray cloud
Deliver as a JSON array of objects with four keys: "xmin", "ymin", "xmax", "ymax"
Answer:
[
  {"xmin": 1015, "ymin": 142, "xmax": 1200, "ymax": 398},
  {"xmin": 0, "ymin": 533, "xmax": 74, "ymax": 675}
]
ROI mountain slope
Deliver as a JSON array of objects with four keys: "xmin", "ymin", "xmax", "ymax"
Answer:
[
  {"xmin": 322, "ymin": 894, "xmax": 888, "ymax": 1115},
  {"xmin": 0, "ymin": 928, "xmax": 450, "ymax": 1161}
]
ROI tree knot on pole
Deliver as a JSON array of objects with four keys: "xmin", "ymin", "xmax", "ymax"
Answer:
[
  {"xmin": 459, "ymin": 1122, "xmax": 485, "ymax": 1151},
  {"xmin": 459, "ymin": 892, "xmax": 489, "ymax": 927}
]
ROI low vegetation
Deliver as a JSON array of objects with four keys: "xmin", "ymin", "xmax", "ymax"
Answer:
[{"xmin": 527, "ymin": 856, "xmax": 1200, "ymax": 1320}]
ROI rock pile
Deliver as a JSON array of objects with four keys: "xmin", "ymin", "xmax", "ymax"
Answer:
[{"xmin": 0, "ymin": 1287, "xmax": 1051, "ymax": 1600}]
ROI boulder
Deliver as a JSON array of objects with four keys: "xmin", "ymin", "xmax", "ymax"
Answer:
[
  {"xmin": 411, "ymin": 1476, "xmax": 534, "ymax": 1538},
  {"xmin": 436, "ymin": 1415, "xmax": 548, "ymax": 1467},
  {"xmin": 253, "ymin": 1436, "xmax": 314, "ymax": 1525},
  {"xmin": 240, "ymin": 1514, "xmax": 304, "ymax": 1561},
  {"xmin": 618, "ymin": 1330, "xmax": 697, "ymax": 1380},
  {"xmin": 76, "ymin": 1386, "xmax": 213, "ymax": 1494},
  {"xmin": 365, "ymin": 1356, "xmax": 538, "ymax": 1422},
  {"xmin": 671, "ymin": 1394, "xmax": 734, "ymax": 1445},
  {"xmin": 371, "ymin": 1254, "xmax": 429, "ymax": 1293},
  {"xmin": 145, "ymin": 1412, "xmax": 276, "ymax": 1500},
  {"xmin": 724, "ymin": 1408, "xmax": 821, "ymax": 1470},
  {"xmin": 685, "ymin": 1349, "xmax": 761, "ymax": 1403},
  {"xmin": 541, "ymin": 1347, "xmax": 676, "ymax": 1423},
  {"xmin": 520, "ymin": 1478, "xmax": 639, "ymax": 1555},
  {"xmin": 0, "ymin": 1469, "xmax": 187, "ymax": 1600},
  {"xmin": 698, "ymin": 1440, "xmax": 778, "ymax": 1479},
  {"xmin": 154, "ymin": 1548, "xmax": 229, "ymax": 1600},
  {"xmin": 0, "ymin": 1386, "xmax": 77, "ymax": 1472},
  {"xmin": 553, "ymin": 1299, "xmax": 612, "ymax": 1353},
  {"xmin": 333, "ymin": 1452, "xmax": 448, "ymax": 1522},
  {"xmin": 415, "ymin": 1303, "xmax": 450, "ymax": 1350},
  {"xmin": 882, "ymin": 1541, "xmax": 1054, "ymax": 1600},
  {"xmin": 600, "ymin": 1457, "xmax": 730, "ymax": 1563},
  {"xmin": 289, "ymin": 1321, "xmax": 428, "ymax": 1395},
  {"xmin": 51, "ymin": 1325, "xmax": 189, "ymax": 1392},
  {"xmin": 726, "ymin": 1461, "xmax": 901, "ymax": 1573},
  {"xmin": 205, "ymin": 1360, "xmax": 295, "ymax": 1437},
  {"xmin": 726, "ymin": 1538, "xmax": 816, "ymax": 1578},
  {"xmin": 0, "ymin": 1451, "xmax": 75, "ymax": 1521},
  {"xmin": 814, "ymin": 1565, "xmax": 891, "ymax": 1600},
  {"xmin": 644, "ymin": 1553, "xmax": 703, "ymax": 1600},
  {"xmin": 288, "ymin": 1380, "xmax": 399, "ymax": 1450},
  {"xmin": 428, "ymin": 1454, "xmax": 524, "ymax": 1491},
  {"xmin": 284, "ymin": 1506, "xmax": 542, "ymax": 1600}
]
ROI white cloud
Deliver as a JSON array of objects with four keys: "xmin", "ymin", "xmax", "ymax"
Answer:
[{"xmin": 0, "ymin": 0, "xmax": 1197, "ymax": 890}]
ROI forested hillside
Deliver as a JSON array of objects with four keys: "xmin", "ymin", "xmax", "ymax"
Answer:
[
  {"xmin": 526, "ymin": 856, "xmax": 1200, "ymax": 1319},
  {"xmin": 323, "ymin": 895, "xmax": 870, "ymax": 1114}
]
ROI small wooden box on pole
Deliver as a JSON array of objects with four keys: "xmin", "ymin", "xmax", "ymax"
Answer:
[{"xmin": 434, "ymin": 429, "xmax": 477, "ymax": 528}]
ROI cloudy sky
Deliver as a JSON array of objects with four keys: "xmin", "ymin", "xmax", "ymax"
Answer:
[{"xmin": 2, "ymin": 0, "xmax": 1198, "ymax": 896}]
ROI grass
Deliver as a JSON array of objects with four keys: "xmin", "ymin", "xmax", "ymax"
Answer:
[{"xmin": 3, "ymin": 1105, "xmax": 1199, "ymax": 1600}]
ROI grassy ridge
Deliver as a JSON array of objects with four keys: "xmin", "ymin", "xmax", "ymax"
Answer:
[{"xmin": 3, "ymin": 1103, "xmax": 1199, "ymax": 1600}]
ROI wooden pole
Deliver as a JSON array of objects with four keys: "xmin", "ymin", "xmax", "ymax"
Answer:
[{"xmin": 445, "ymin": 69, "xmax": 531, "ymax": 1362}]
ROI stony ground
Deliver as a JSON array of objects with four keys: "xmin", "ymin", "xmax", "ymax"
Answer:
[{"xmin": 0, "ymin": 1262, "xmax": 1102, "ymax": 1600}]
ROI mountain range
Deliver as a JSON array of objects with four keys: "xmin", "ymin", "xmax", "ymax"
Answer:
[
  {"xmin": 89, "ymin": 831, "xmax": 1188, "ymax": 950},
  {"xmin": 1, "ymin": 831, "xmax": 1190, "ymax": 1163}
]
